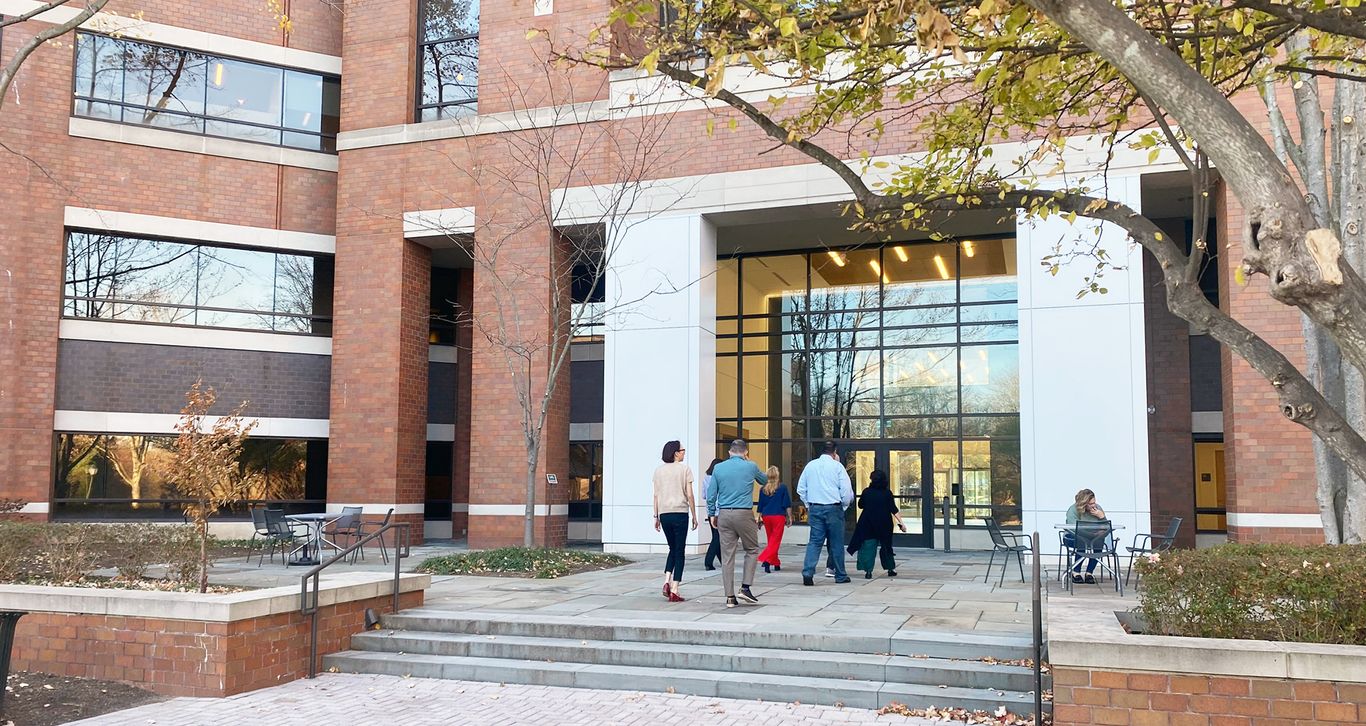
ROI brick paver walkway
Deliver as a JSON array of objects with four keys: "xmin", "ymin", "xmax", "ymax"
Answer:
[{"xmin": 77, "ymin": 674, "xmax": 942, "ymax": 725}]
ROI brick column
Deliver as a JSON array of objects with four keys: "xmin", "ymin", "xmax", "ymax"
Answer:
[
  {"xmin": 466, "ymin": 228, "xmax": 570, "ymax": 548},
  {"xmin": 328, "ymin": 227, "xmax": 430, "ymax": 540},
  {"xmin": 1143, "ymin": 222, "xmax": 1197, "ymax": 548},
  {"xmin": 0, "ymin": 186, "xmax": 62, "ymax": 518},
  {"xmin": 1217, "ymin": 185, "xmax": 1322, "ymax": 543}
]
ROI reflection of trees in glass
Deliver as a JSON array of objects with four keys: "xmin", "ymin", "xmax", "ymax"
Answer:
[
  {"xmin": 239, "ymin": 440, "xmax": 307, "ymax": 500},
  {"xmin": 120, "ymin": 42, "xmax": 207, "ymax": 126},
  {"xmin": 55, "ymin": 434, "xmax": 101, "ymax": 499},
  {"xmin": 273, "ymin": 255, "xmax": 316, "ymax": 332},
  {"xmin": 419, "ymin": 0, "xmax": 479, "ymax": 117},
  {"xmin": 65, "ymin": 233, "xmax": 198, "ymax": 324}
]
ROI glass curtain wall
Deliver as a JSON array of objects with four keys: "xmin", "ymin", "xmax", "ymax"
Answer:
[
  {"xmin": 716, "ymin": 239, "xmax": 1022, "ymax": 528},
  {"xmin": 53, "ymin": 434, "xmax": 327, "ymax": 519}
]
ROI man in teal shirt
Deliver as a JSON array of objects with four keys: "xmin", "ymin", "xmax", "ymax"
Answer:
[{"xmin": 707, "ymin": 439, "xmax": 767, "ymax": 608}]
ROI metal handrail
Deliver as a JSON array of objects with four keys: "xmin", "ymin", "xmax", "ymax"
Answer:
[
  {"xmin": 1031, "ymin": 531, "xmax": 1045, "ymax": 723},
  {"xmin": 299, "ymin": 521, "xmax": 412, "ymax": 679}
]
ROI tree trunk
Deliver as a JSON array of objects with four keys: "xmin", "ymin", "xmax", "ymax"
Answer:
[
  {"xmin": 1336, "ymin": 78, "xmax": 1366, "ymax": 542},
  {"xmin": 197, "ymin": 519, "xmax": 209, "ymax": 594},
  {"xmin": 525, "ymin": 444, "xmax": 539, "ymax": 548}
]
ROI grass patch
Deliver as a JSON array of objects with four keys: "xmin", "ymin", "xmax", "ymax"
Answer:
[{"xmin": 416, "ymin": 547, "xmax": 631, "ymax": 579}]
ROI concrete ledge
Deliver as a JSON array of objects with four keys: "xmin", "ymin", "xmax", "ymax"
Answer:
[
  {"xmin": 0, "ymin": 572, "xmax": 429, "ymax": 623},
  {"xmin": 1047, "ymin": 597, "xmax": 1366, "ymax": 683}
]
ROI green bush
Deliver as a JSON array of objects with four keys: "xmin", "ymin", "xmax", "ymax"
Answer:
[
  {"xmin": 1137, "ymin": 543, "xmax": 1366, "ymax": 645},
  {"xmin": 0, "ymin": 521, "xmax": 203, "ymax": 587},
  {"xmin": 417, "ymin": 547, "xmax": 630, "ymax": 579}
]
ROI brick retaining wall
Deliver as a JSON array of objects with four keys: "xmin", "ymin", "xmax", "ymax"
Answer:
[
  {"xmin": 0, "ymin": 574, "xmax": 427, "ymax": 697},
  {"xmin": 1053, "ymin": 667, "xmax": 1364, "ymax": 725}
]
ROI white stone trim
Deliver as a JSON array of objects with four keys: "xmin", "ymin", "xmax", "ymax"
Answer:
[
  {"xmin": 450, "ymin": 503, "xmax": 469, "ymax": 513},
  {"xmin": 64, "ymin": 207, "xmax": 335, "ymax": 254},
  {"xmin": 69, "ymin": 118, "xmax": 339, "ymax": 172},
  {"xmin": 54, "ymin": 410, "xmax": 329, "ymax": 438},
  {"xmin": 1226, "ymin": 513, "xmax": 1324, "ymax": 529},
  {"xmin": 0, "ymin": 573, "xmax": 427, "ymax": 623},
  {"xmin": 339, "ymin": 102, "xmax": 610, "ymax": 151},
  {"xmin": 404, "ymin": 207, "xmax": 476, "ymax": 238},
  {"xmin": 428, "ymin": 345, "xmax": 457, "ymax": 364},
  {"xmin": 551, "ymin": 135, "xmax": 1187, "ymax": 223},
  {"xmin": 1191, "ymin": 411, "xmax": 1224, "ymax": 434},
  {"xmin": 16, "ymin": 502, "xmax": 49, "ymax": 514},
  {"xmin": 325, "ymin": 503, "xmax": 425, "ymax": 516},
  {"xmin": 467, "ymin": 504, "xmax": 569, "ymax": 517},
  {"xmin": 0, "ymin": 0, "xmax": 341, "ymax": 74},
  {"xmin": 426, "ymin": 424, "xmax": 455, "ymax": 442},
  {"xmin": 58, "ymin": 319, "xmax": 332, "ymax": 356}
]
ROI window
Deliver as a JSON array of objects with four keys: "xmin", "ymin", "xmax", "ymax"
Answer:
[
  {"xmin": 53, "ymin": 433, "xmax": 327, "ymax": 520},
  {"xmin": 73, "ymin": 32, "xmax": 341, "ymax": 151},
  {"xmin": 63, "ymin": 230, "xmax": 335, "ymax": 335},
  {"xmin": 568, "ymin": 442, "xmax": 602, "ymax": 521},
  {"xmin": 715, "ymin": 239, "xmax": 1023, "ymax": 528},
  {"xmin": 417, "ymin": 0, "xmax": 479, "ymax": 121}
]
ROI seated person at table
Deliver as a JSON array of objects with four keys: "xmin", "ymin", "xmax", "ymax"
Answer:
[{"xmin": 1064, "ymin": 488, "xmax": 1106, "ymax": 584}]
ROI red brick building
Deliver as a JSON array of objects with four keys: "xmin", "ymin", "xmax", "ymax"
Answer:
[{"xmin": 0, "ymin": 0, "xmax": 1321, "ymax": 551}]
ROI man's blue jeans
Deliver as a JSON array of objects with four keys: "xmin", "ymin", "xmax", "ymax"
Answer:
[{"xmin": 802, "ymin": 504, "xmax": 848, "ymax": 580}]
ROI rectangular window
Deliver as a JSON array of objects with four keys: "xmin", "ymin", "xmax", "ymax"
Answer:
[
  {"xmin": 52, "ymin": 433, "xmax": 327, "ymax": 520},
  {"xmin": 63, "ymin": 230, "xmax": 334, "ymax": 335},
  {"xmin": 72, "ymin": 32, "xmax": 341, "ymax": 152},
  {"xmin": 417, "ymin": 0, "xmax": 479, "ymax": 121}
]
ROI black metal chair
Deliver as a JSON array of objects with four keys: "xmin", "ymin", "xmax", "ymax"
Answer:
[
  {"xmin": 1065, "ymin": 519, "xmax": 1122, "ymax": 595},
  {"xmin": 260, "ymin": 508, "xmax": 304, "ymax": 566},
  {"xmin": 355, "ymin": 507, "xmax": 395, "ymax": 564},
  {"xmin": 246, "ymin": 506, "xmax": 271, "ymax": 563},
  {"xmin": 1125, "ymin": 517, "xmax": 1183, "ymax": 587},
  {"xmin": 984, "ymin": 517, "xmax": 1030, "ymax": 585}
]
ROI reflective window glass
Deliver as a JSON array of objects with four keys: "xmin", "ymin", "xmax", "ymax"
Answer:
[
  {"xmin": 418, "ymin": 0, "xmax": 479, "ymax": 120},
  {"xmin": 63, "ymin": 231, "xmax": 331, "ymax": 334},
  {"xmin": 71, "ymin": 32, "xmax": 339, "ymax": 151}
]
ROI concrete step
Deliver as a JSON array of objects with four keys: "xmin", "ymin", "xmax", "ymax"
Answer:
[
  {"xmin": 381, "ymin": 609, "xmax": 1036, "ymax": 662},
  {"xmin": 323, "ymin": 650, "xmax": 1039, "ymax": 712},
  {"xmin": 348, "ymin": 630, "xmax": 1036, "ymax": 692}
]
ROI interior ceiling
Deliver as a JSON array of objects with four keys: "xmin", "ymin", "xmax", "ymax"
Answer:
[
  {"xmin": 712, "ymin": 203, "xmax": 1015, "ymax": 257},
  {"xmin": 1140, "ymin": 169, "xmax": 1219, "ymax": 220}
]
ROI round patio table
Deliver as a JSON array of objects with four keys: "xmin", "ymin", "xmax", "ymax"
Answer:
[{"xmin": 286, "ymin": 512, "xmax": 340, "ymax": 566}]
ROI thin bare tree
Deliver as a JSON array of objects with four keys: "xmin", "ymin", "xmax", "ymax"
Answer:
[{"xmin": 414, "ymin": 49, "xmax": 693, "ymax": 547}]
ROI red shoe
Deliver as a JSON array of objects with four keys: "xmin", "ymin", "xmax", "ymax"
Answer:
[
  {"xmin": 668, "ymin": 591, "xmax": 686, "ymax": 602},
  {"xmin": 662, "ymin": 583, "xmax": 670, "ymax": 598}
]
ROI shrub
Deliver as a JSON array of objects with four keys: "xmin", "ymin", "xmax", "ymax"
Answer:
[
  {"xmin": 1137, "ymin": 543, "xmax": 1366, "ymax": 645},
  {"xmin": 417, "ymin": 547, "xmax": 631, "ymax": 579},
  {"xmin": 0, "ymin": 521, "xmax": 203, "ymax": 587}
]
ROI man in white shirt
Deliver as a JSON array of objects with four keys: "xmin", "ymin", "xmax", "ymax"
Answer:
[{"xmin": 797, "ymin": 440, "xmax": 855, "ymax": 585}]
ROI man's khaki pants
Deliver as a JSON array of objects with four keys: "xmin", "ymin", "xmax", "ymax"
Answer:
[{"xmin": 718, "ymin": 509, "xmax": 759, "ymax": 597}]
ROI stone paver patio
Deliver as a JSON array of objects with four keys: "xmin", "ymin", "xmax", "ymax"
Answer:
[
  {"xmin": 417, "ymin": 546, "xmax": 1045, "ymax": 638},
  {"xmin": 76, "ymin": 673, "xmax": 945, "ymax": 725}
]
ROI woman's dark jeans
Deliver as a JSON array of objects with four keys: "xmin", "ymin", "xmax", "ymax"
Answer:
[
  {"xmin": 660, "ymin": 512, "xmax": 689, "ymax": 581},
  {"xmin": 1062, "ymin": 531, "xmax": 1099, "ymax": 574}
]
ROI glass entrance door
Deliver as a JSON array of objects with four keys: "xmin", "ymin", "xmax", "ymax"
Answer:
[{"xmin": 840, "ymin": 442, "xmax": 934, "ymax": 548}]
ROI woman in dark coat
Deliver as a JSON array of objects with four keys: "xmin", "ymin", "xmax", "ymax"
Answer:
[{"xmin": 846, "ymin": 469, "xmax": 908, "ymax": 579}]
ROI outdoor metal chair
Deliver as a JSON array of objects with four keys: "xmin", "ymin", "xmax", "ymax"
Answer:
[
  {"xmin": 260, "ymin": 508, "xmax": 304, "ymax": 567},
  {"xmin": 983, "ymin": 517, "xmax": 1030, "ymax": 585},
  {"xmin": 1065, "ymin": 519, "xmax": 1122, "ymax": 595},
  {"xmin": 246, "ymin": 506, "xmax": 271, "ymax": 563},
  {"xmin": 1125, "ymin": 516, "xmax": 1182, "ymax": 587},
  {"xmin": 354, "ymin": 507, "xmax": 395, "ymax": 564},
  {"xmin": 326, "ymin": 506, "xmax": 364, "ymax": 558}
]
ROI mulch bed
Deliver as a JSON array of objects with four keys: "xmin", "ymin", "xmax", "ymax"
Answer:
[{"xmin": 1, "ymin": 672, "xmax": 162, "ymax": 726}]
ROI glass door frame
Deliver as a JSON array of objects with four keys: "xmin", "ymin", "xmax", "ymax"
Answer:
[{"xmin": 836, "ymin": 440, "xmax": 935, "ymax": 548}]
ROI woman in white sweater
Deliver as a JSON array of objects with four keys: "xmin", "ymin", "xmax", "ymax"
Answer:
[{"xmin": 653, "ymin": 440, "xmax": 697, "ymax": 602}]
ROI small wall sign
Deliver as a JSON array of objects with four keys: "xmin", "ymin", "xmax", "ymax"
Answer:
[{"xmin": 546, "ymin": 474, "xmax": 558, "ymax": 486}]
